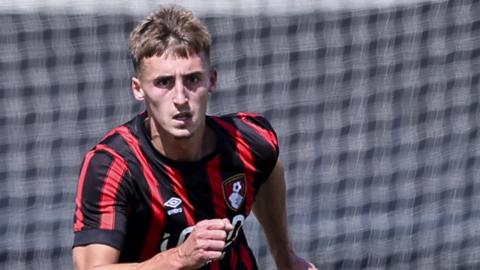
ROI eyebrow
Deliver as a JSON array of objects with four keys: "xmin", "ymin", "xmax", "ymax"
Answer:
[
  {"xmin": 183, "ymin": 70, "xmax": 204, "ymax": 77},
  {"xmin": 152, "ymin": 71, "xmax": 204, "ymax": 81}
]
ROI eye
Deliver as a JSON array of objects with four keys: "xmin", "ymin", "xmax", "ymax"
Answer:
[
  {"xmin": 154, "ymin": 77, "xmax": 174, "ymax": 88},
  {"xmin": 185, "ymin": 74, "xmax": 202, "ymax": 86}
]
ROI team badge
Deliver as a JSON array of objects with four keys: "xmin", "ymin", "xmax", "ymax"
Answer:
[{"xmin": 222, "ymin": 174, "xmax": 246, "ymax": 211}]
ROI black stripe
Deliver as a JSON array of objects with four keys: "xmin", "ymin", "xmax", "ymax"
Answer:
[
  {"xmin": 111, "ymin": 160, "xmax": 130, "ymax": 231},
  {"xmin": 235, "ymin": 115, "xmax": 278, "ymax": 195},
  {"xmin": 82, "ymin": 151, "xmax": 115, "ymax": 229},
  {"xmin": 100, "ymin": 133, "xmax": 148, "ymax": 261},
  {"xmin": 153, "ymin": 163, "xmax": 191, "ymax": 250},
  {"xmin": 179, "ymin": 163, "xmax": 215, "ymax": 221},
  {"xmin": 210, "ymin": 116, "xmax": 256, "ymax": 269},
  {"xmin": 235, "ymin": 240, "xmax": 248, "ymax": 270},
  {"xmin": 219, "ymin": 247, "xmax": 232, "ymax": 269},
  {"xmin": 131, "ymin": 113, "xmax": 191, "ymax": 250},
  {"xmin": 239, "ymin": 230, "xmax": 258, "ymax": 270},
  {"xmin": 118, "ymin": 161, "xmax": 151, "ymax": 262},
  {"xmin": 211, "ymin": 116, "xmax": 249, "ymax": 216},
  {"xmin": 73, "ymin": 157, "xmax": 87, "ymax": 227},
  {"xmin": 126, "ymin": 115, "xmax": 192, "ymax": 252},
  {"xmin": 100, "ymin": 128, "xmax": 155, "ymax": 262}
]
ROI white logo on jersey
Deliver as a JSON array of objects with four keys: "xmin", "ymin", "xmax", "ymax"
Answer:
[
  {"xmin": 159, "ymin": 214, "xmax": 246, "ymax": 252},
  {"xmin": 229, "ymin": 181, "xmax": 244, "ymax": 209},
  {"xmin": 164, "ymin": 197, "xmax": 183, "ymax": 216},
  {"xmin": 222, "ymin": 174, "xmax": 246, "ymax": 211}
]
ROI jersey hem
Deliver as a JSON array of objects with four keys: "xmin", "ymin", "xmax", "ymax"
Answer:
[{"xmin": 73, "ymin": 228, "xmax": 125, "ymax": 250}]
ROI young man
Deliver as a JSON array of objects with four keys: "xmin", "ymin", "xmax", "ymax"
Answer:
[{"xmin": 72, "ymin": 5, "xmax": 317, "ymax": 270}]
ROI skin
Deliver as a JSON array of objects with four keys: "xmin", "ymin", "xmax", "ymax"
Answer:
[
  {"xmin": 253, "ymin": 160, "xmax": 318, "ymax": 270},
  {"xmin": 72, "ymin": 51, "xmax": 317, "ymax": 270},
  {"xmin": 131, "ymin": 51, "xmax": 218, "ymax": 162},
  {"xmin": 73, "ymin": 219, "xmax": 234, "ymax": 270}
]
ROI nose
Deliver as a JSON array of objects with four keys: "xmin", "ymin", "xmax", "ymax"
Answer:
[{"xmin": 172, "ymin": 82, "xmax": 188, "ymax": 105}]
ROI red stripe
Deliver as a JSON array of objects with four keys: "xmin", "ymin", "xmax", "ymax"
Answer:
[
  {"xmin": 211, "ymin": 117, "xmax": 255, "ymax": 212},
  {"xmin": 240, "ymin": 242, "xmax": 253, "ymax": 269},
  {"xmin": 74, "ymin": 150, "xmax": 96, "ymax": 231},
  {"xmin": 230, "ymin": 244, "xmax": 239, "ymax": 269},
  {"xmin": 95, "ymin": 144, "xmax": 127, "ymax": 161},
  {"xmin": 96, "ymin": 145, "xmax": 128, "ymax": 230},
  {"xmin": 206, "ymin": 156, "xmax": 228, "ymax": 270},
  {"xmin": 163, "ymin": 164, "xmax": 196, "ymax": 226},
  {"xmin": 206, "ymin": 156, "xmax": 227, "ymax": 219},
  {"xmin": 237, "ymin": 113, "xmax": 278, "ymax": 152},
  {"xmin": 210, "ymin": 261, "xmax": 220, "ymax": 270},
  {"xmin": 100, "ymin": 129, "xmax": 119, "ymax": 141},
  {"xmin": 115, "ymin": 126, "xmax": 166, "ymax": 260}
]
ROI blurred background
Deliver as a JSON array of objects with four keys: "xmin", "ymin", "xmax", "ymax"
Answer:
[{"xmin": 0, "ymin": 0, "xmax": 479, "ymax": 269}]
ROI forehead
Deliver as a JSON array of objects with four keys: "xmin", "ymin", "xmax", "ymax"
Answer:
[{"xmin": 140, "ymin": 51, "xmax": 209, "ymax": 76}]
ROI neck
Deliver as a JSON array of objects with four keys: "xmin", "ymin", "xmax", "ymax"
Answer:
[{"xmin": 146, "ymin": 117, "xmax": 215, "ymax": 162}]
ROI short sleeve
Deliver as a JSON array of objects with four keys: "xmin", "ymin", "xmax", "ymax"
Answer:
[
  {"xmin": 237, "ymin": 112, "xmax": 280, "ymax": 180},
  {"xmin": 73, "ymin": 147, "xmax": 132, "ymax": 250}
]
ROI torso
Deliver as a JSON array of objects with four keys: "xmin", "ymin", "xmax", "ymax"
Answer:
[{"xmin": 74, "ymin": 112, "xmax": 279, "ymax": 269}]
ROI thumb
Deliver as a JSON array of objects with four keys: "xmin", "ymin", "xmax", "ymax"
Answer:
[{"xmin": 222, "ymin": 218, "xmax": 234, "ymax": 231}]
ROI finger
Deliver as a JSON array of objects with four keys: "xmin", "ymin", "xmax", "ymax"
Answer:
[
  {"xmin": 196, "ymin": 229, "xmax": 228, "ymax": 241},
  {"xmin": 202, "ymin": 239, "xmax": 227, "ymax": 251},
  {"xmin": 196, "ymin": 219, "xmax": 227, "ymax": 230},
  {"xmin": 206, "ymin": 219, "xmax": 231, "ymax": 230},
  {"xmin": 308, "ymin": 262, "xmax": 318, "ymax": 270},
  {"xmin": 222, "ymin": 218, "xmax": 234, "ymax": 231},
  {"xmin": 203, "ymin": 250, "xmax": 224, "ymax": 261}
]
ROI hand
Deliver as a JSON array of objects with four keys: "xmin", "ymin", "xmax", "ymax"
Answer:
[
  {"xmin": 278, "ymin": 252, "xmax": 318, "ymax": 270},
  {"xmin": 175, "ymin": 218, "xmax": 233, "ymax": 269},
  {"xmin": 288, "ymin": 254, "xmax": 318, "ymax": 270}
]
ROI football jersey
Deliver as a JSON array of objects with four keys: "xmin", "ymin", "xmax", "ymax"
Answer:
[{"xmin": 73, "ymin": 112, "xmax": 279, "ymax": 269}]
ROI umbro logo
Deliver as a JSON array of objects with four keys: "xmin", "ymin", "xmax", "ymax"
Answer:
[
  {"xmin": 165, "ymin": 197, "xmax": 183, "ymax": 216},
  {"xmin": 165, "ymin": 197, "xmax": 182, "ymax": 208}
]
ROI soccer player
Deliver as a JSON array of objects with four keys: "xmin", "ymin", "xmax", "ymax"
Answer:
[{"xmin": 72, "ymin": 5, "xmax": 317, "ymax": 270}]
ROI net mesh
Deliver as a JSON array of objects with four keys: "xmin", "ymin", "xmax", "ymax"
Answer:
[{"xmin": 1, "ymin": 0, "xmax": 479, "ymax": 269}]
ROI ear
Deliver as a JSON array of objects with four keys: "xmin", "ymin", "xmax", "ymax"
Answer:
[
  {"xmin": 131, "ymin": 77, "xmax": 145, "ymax": 101},
  {"xmin": 208, "ymin": 68, "xmax": 217, "ymax": 93}
]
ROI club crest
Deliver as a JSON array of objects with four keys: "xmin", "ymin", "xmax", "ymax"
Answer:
[{"xmin": 222, "ymin": 174, "xmax": 246, "ymax": 211}]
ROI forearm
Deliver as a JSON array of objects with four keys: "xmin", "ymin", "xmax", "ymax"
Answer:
[
  {"xmin": 74, "ymin": 246, "xmax": 189, "ymax": 270},
  {"xmin": 139, "ymin": 247, "xmax": 199, "ymax": 270},
  {"xmin": 254, "ymin": 185, "xmax": 291, "ymax": 256},
  {"xmin": 88, "ymin": 263, "xmax": 139, "ymax": 270},
  {"xmin": 74, "ymin": 218, "xmax": 232, "ymax": 270},
  {"xmin": 253, "ymin": 160, "xmax": 295, "ymax": 268}
]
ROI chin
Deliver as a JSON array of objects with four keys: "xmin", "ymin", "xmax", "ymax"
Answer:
[
  {"xmin": 170, "ymin": 130, "xmax": 195, "ymax": 140},
  {"xmin": 173, "ymin": 134, "xmax": 194, "ymax": 140}
]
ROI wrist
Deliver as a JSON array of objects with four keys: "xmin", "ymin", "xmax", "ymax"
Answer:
[
  {"xmin": 271, "ymin": 242, "xmax": 294, "ymax": 259},
  {"xmin": 171, "ymin": 247, "xmax": 194, "ymax": 270},
  {"xmin": 151, "ymin": 248, "xmax": 192, "ymax": 270},
  {"xmin": 272, "ymin": 245, "xmax": 296, "ymax": 269}
]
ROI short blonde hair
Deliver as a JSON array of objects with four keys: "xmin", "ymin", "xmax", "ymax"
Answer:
[{"xmin": 128, "ymin": 5, "xmax": 211, "ymax": 74}]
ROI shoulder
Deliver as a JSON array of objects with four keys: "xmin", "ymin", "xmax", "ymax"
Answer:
[
  {"xmin": 210, "ymin": 112, "xmax": 276, "ymax": 133},
  {"xmin": 209, "ymin": 112, "xmax": 279, "ymax": 152},
  {"xmin": 85, "ymin": 113, "xmax": 145, "ymax": 163}
]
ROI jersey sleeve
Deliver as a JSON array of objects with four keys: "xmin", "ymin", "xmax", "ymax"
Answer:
[
  {"xmin": 73, "ymin": 146, "xmax": 132, "ymax": 250},
  {"xmin": 237, "ymin": 112, "xmax": 280, "ymax": 179}
]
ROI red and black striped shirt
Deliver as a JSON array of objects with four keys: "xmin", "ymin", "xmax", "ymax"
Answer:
[{"xmin": 73, "ymin": 112, "xmax": 279, "ymax": 269}]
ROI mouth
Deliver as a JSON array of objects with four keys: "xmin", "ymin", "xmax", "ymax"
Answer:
[{"xmin": 173, "ymin": 112, "xmax": 193, "ymax": 121}]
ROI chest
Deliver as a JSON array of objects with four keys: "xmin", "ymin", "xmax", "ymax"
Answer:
[
  {"xmin": 129, "ymin": 149, "xmax": 261, "ymax": 225},
  {"xmin": 130, "ymin": 156, "xmax": 256, "ymax": 252}
]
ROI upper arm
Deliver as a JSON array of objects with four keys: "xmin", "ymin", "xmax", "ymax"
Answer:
[
  {"xmin": 252, "ymin": 159, "xmax": 291, "ymax": 259},
  {"xmin": 257, "ymin": 159, "xmax": 285, "ymax": 193},
  {"xmin": 253, "ymin": 159, "xmax": 286, "ymax": 217},
  {"xmin": 73, "ymin": 147, "xmax": 132, "ymax": 255},
  {"xmin": 73, "ymin": 244, "xmax": 120, "ymax": 270}
]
